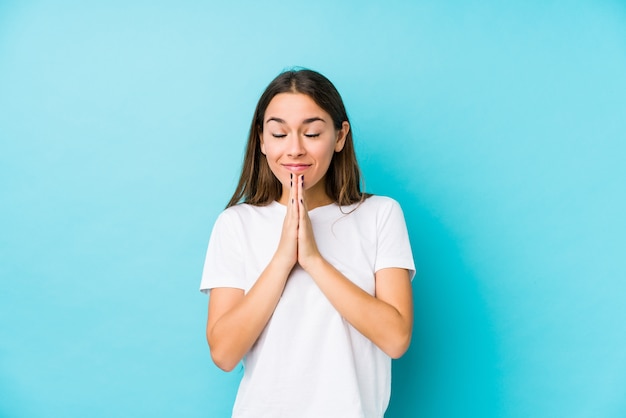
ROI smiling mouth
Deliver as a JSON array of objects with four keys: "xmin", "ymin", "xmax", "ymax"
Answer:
[{"xmin": 283, "ymin": 164, "xmax": 311, "ymax": 172}]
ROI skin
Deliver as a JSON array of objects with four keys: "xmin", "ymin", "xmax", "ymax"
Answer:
[{"xmin": 206, "ymin": 93, "xmax": 414, "ymax": 371}]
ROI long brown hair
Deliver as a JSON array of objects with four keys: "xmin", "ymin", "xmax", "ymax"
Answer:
[{"xmin": 227, "ymin": 68, "xmax": 368, "ymax": 208}]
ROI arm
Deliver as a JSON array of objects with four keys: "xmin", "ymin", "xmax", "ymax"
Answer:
[
  {"xmin": 206, "ymin": 179, "xmax": 301, "ymax": 371},
  {"xmin": 206, "ymin": 256, "xmax": 292, "ymax": 371},
  {"xmin": 304, "ymin": 260, "xmax": 413, "ymax": 359},
  {"xmin": 296, "ymin": 178, "xmax": 413, "ymax": 358}
]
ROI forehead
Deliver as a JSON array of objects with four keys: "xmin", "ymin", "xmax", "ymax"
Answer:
[{"xmin": 264, "ymin": 93, "xmax": 330, "ymax": 123}]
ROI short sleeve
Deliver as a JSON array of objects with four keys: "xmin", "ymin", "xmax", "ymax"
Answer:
[
  {"xmin": 374, "ymin": 199, "xmax": 416, "ymax": 280},
  {"xmin": 199, "ymin": 209, "xmax": 246, "ymax": 294}
]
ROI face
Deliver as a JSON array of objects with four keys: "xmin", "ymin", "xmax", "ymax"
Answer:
[{"xmin": 260, "ymin": 93, "xmax": 349, "ymax": 203}]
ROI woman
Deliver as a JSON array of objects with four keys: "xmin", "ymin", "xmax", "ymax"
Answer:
[{"xmin": 200, "ymin": 68, "xmax": 415, "ymax": 418}]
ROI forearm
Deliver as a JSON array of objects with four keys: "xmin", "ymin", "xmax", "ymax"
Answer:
[
  {"xmin": 304, "ymin": 258, "xmax": 413, "ymax": 358},
  {"xmin": 207, "ymin": 258, "xmax": 292, "ymax": 371}
]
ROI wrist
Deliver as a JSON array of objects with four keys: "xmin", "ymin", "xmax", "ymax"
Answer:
[
  {"xmin": 300, "ymin": 253, "xmax": 326, "ymax": 274},
  {"xmin": 270, "ymin": 253, "xmax": 296, "ymax": 275}
]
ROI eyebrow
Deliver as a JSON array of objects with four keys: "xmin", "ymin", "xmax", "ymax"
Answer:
[{"xmin": 265, "ymin": 117, "xmax": 326, "ymax": 125}]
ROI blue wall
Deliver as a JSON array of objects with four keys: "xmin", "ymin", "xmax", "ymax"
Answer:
[{"xmin": 1, "ymin": 1, "xmax": 625, "ymax": 417}]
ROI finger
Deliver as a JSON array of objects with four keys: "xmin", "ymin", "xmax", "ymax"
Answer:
[
  {"xmin": 298, "ymin": 174, "xmax": 303, "ymax": 208},
  {"xmin": 289, "ymin": 172, "xmax": 294, "ymax": 207},
  {"xmin": 293, "ymin": 171, "xmax": 300, "ymax": 217},
  {"xmin": 298, "ymin": 174, "xmax": 307, "ymax": 218},
  {"xmin": 292, "ymin": 172, "xmax": 300, "ymax": 218},
  {"xmin": 282, "ymin": 173, "xmax": 292, "ymax": 227}
]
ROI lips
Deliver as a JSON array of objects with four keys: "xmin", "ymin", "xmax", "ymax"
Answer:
[{"xmin": 282, "ymin": 164, "xmax": 311, "ymax": 173}]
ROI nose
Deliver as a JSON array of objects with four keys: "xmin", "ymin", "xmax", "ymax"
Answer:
[{"xmin": 286, "ymin": 135, "xmax": 305, "ymax": 157}]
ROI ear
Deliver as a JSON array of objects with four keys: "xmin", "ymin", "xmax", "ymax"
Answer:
[
  {"xmin": 334, "ymin": 121, "xmax": 350, "ymax": 152},
  {"xmin": 259, "ymin": 134, "xmax": 266, "ymax": 155}
]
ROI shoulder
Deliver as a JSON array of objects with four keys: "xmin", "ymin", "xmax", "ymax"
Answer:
[
  {"xmin": 222, "ymin": 202, "xmax": 276, "ymax": 216},
  {"xmin": 354, "ymin": 195, "xmax": 403, "ymax": 214},
  {"xmin": 362, "ymin": 195, "xmax": 400, "ymax": 207},
  {"xmin": 348, "ymin": 196, "xmax": 409, "ymax": 230},
  {"xmin": 216, "ymin": 202, "xmax": 281, "ymax": 224}
]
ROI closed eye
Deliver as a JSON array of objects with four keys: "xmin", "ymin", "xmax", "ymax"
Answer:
[
  {"xmin": 304, "ymin": 133, "xmax": 320, "ymax": 138},
  {"xmin": 272, "ymin": 133, "xmax": 287, "ymax": 138}
]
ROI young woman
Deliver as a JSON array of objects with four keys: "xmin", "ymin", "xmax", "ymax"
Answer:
[{"xmin": 200, "ymin": 69, "xmax": 415, "ymax": 418}]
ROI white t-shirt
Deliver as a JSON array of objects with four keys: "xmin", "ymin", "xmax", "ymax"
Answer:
[{"xmin": 200, "ymin": 195, "xmax": 415, "ymax": 418}]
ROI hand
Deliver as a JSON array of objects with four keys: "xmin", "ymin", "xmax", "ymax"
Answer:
[
  {"xmin": 296, "ymin": 174, "xmax": 322, "ymax": 270},
  {"xmin": 273, "ymin": 174, "xmax": 323, "ymax": 272},
  {"xmin": 273, "ymin": 173, "xmax": 299, "ymax": 270}
]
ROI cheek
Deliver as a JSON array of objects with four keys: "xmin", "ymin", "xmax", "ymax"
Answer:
[
  {"xmin": 314, "ymin": 144, "xmax": 337, "ymax": 163},
  {"xmin": 261, "ymin": 150, "xmax": 285, "ymax": 181},
  {"xmin": 260, "ymin": 137, "xmax": 280, "ymax": 160},
  {"xmin": 263, "ymin": 148, "xmax": 281, "ymax": 164}
]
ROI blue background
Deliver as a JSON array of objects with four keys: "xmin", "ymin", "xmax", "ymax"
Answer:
[{"xmin": 1, "ymin": 1, "xmax": 625, "ymax": 417}]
